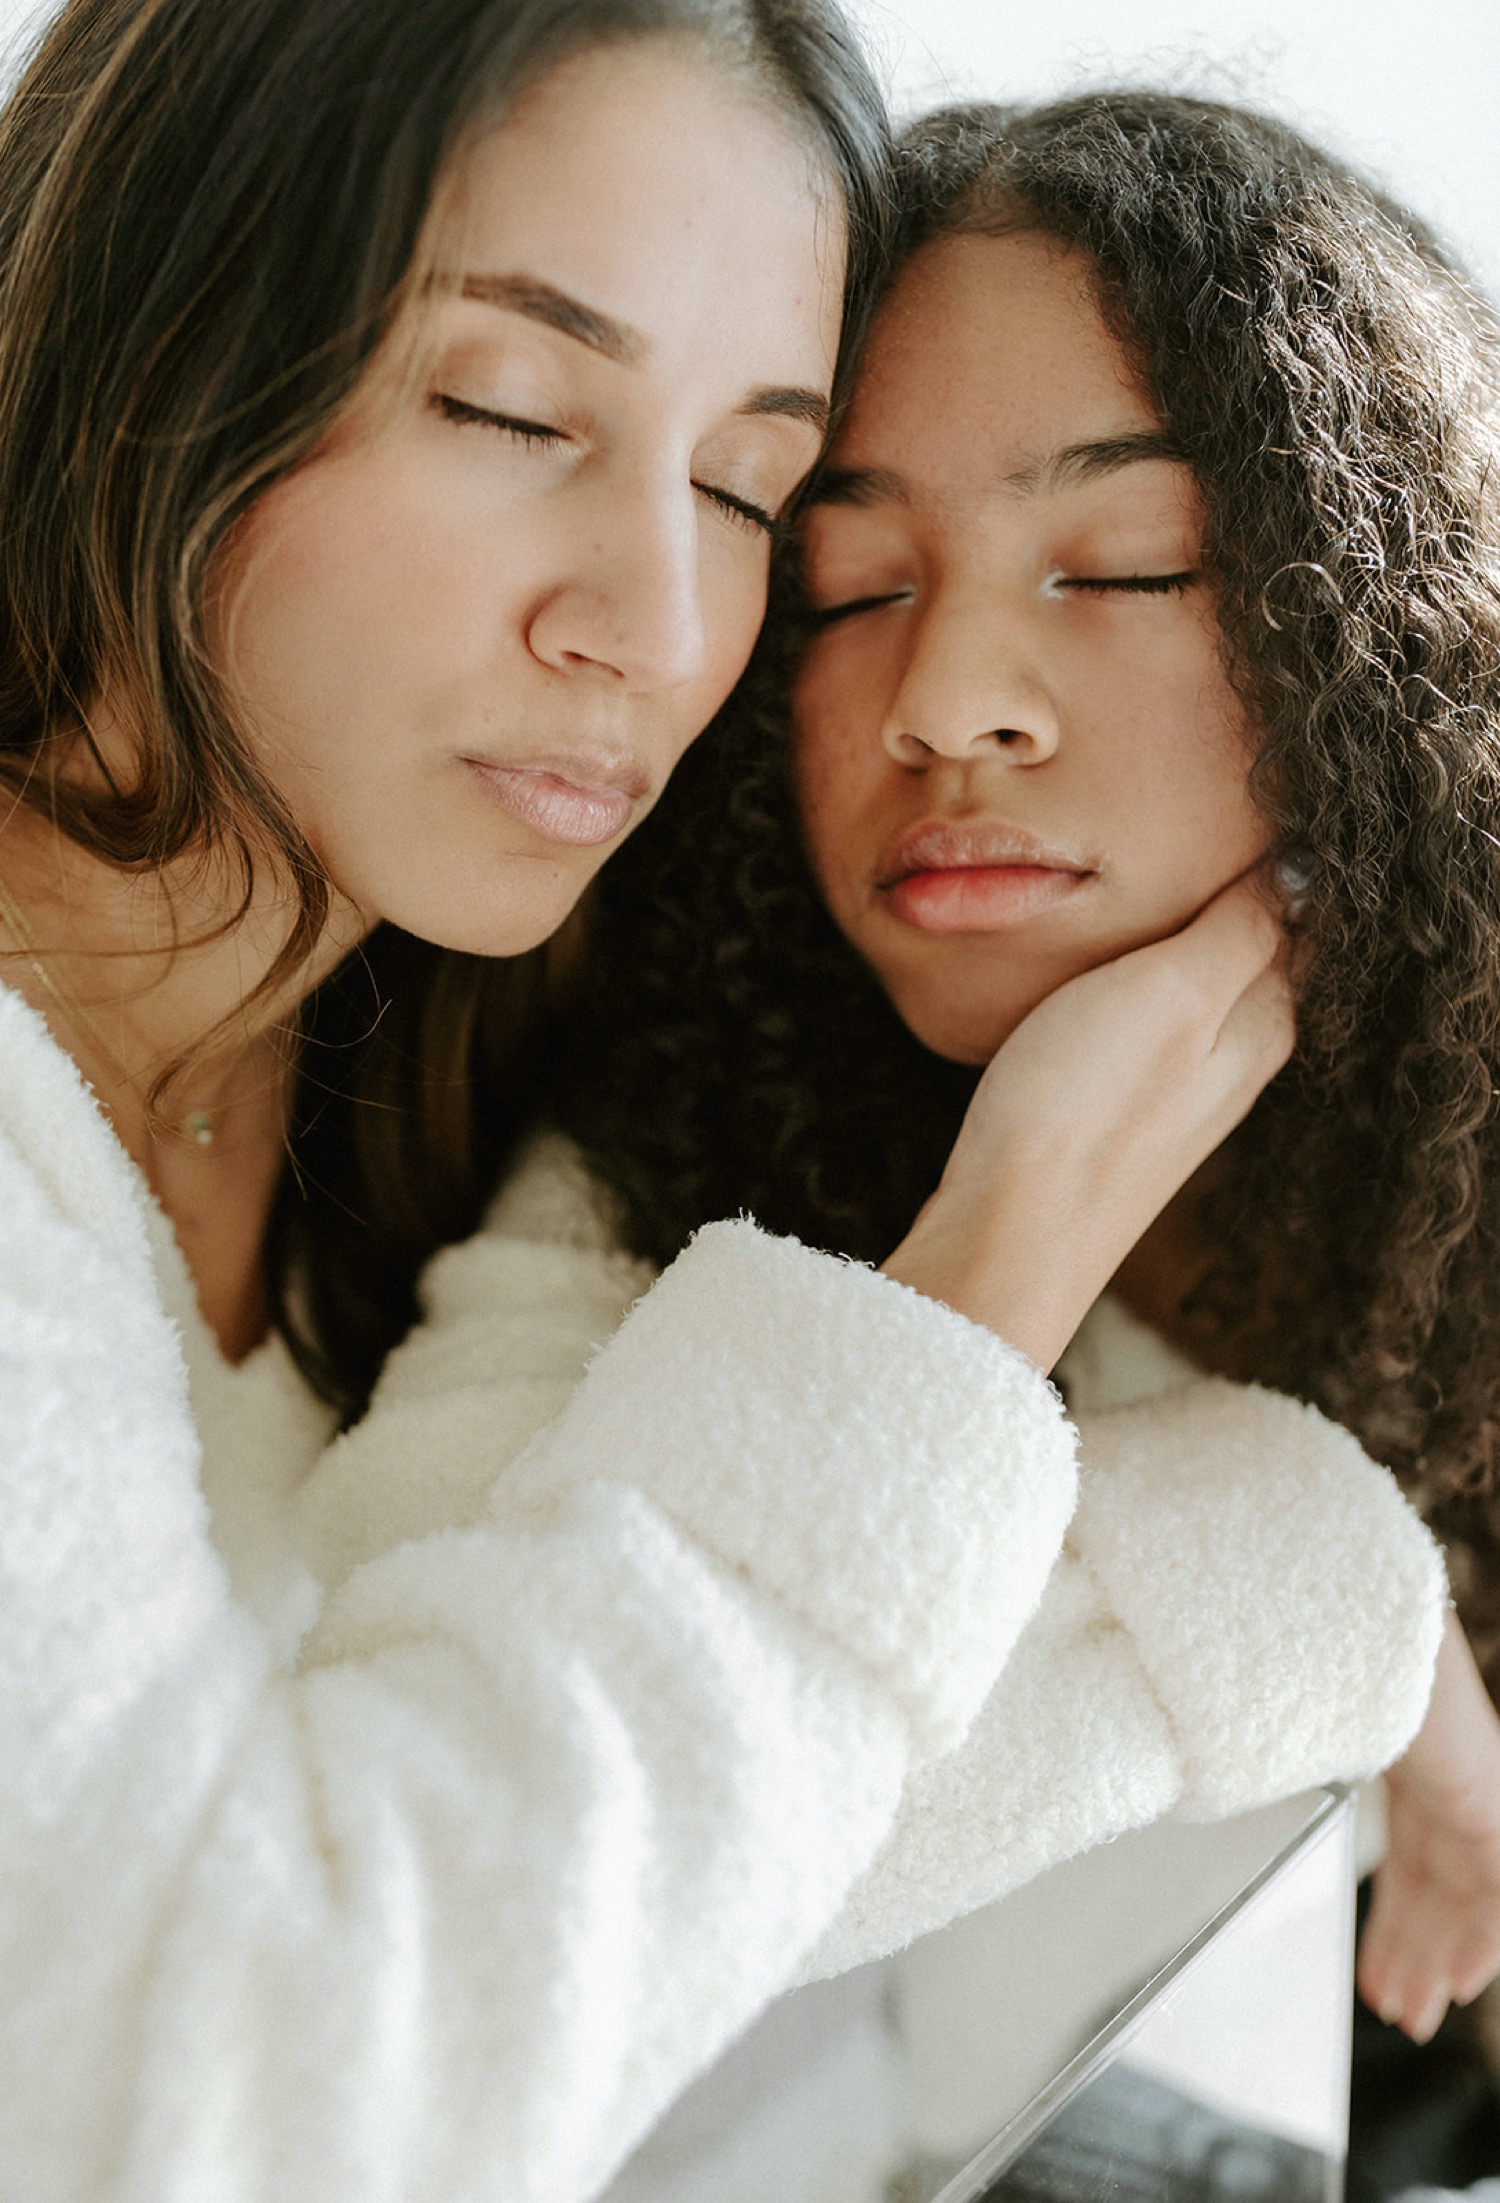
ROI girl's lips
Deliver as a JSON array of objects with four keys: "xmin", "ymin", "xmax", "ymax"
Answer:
[
  {"xmin": 885, "ymin": 863, "xmax": 1093, "ymax": 933},
  {"xmin": 464, "ymin": 758, "xmax": 640, "ymax": 848},
  {"xmin": 875, "ymin": 818, "xmax": 1097, "ymax": 933}
]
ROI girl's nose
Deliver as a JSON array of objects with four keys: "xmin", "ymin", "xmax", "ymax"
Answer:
[{"xmin": 880, "ymin": 588, "xmax": 1060, "ymax": 768}]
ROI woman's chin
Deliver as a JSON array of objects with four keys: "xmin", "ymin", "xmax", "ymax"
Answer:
[{"xmin": 362, "ymin": 874, "xmax": 595, "ymax": 962}]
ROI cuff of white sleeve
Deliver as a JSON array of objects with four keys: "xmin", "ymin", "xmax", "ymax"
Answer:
[
  {"xmin": 1069, "ymin": 1380, "xmax": 1445, "ymax": 1816},
  {"xmin": 505, "ymin": 1219, "xmax": 1078, "ymax": 1756}
]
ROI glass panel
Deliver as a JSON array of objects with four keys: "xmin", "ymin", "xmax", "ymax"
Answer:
[
  {"xmin": 911, "ymin": 1787, "xmax": 1355, "ymax": 2203},
  {"xmin": 603, "ymin": 1787, "xmax": 1355, "ymax": 2203}
]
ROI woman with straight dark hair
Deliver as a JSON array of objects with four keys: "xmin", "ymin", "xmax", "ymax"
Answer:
[{"xmin": 1, "ymin": 5, "xmax": 1427, "ymax": 2198}]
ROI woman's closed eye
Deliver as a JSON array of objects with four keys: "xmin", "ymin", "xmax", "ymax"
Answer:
[
  {"xmin": 432, "ymin": 392, "xmax": 568, "ymax": 447},
  {"xmin": 697, "ymin": 484, "xmax": 779, "ymax": 537},
  {"xmin": 432, "ymin": 392, "xmax": 777, "ymax": 536}
]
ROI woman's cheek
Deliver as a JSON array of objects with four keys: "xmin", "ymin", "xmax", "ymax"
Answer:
[{"xmin": 711, "ymin": 556, "xmax": 776, "ymax": 699}]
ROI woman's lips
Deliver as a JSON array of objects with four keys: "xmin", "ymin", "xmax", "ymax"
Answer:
[
  {"xmin": 876, "ymin": 820, "xmax": 1096, "ymax": 934},
  {"xmin": 464, "ymin": 752, "xmax": 645, "ymax": 848}
]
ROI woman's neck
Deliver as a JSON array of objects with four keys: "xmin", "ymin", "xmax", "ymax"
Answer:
[{"xmin": 0, "ymin": 807, "xmax": 365, "ymax": 1360}]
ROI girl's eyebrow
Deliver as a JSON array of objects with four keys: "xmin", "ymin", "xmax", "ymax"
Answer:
[
  {"xmin": 808, "ymin": 463, "xmax": 908, "ymax": 508},
  {"xmin": 1017, "ymin": 430, "xmax": 1184, "ymax": 493},
  {"xmin": 810, "ymin": 433, "xmax": 1184, "ymax": 513}
]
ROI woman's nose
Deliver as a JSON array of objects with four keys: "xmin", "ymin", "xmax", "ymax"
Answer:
[
  {"xmin": 526, "ymin": 476, "xmax": 710, "ymax": 695},
  {"xmin": 880, "ymin": 593, "xmax": 1060, "ymax": 768}
]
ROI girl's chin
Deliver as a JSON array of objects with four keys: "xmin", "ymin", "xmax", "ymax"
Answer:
[{"xmin": 886, "ymin": 984, "xmax": 1034, "ymax": 1068}]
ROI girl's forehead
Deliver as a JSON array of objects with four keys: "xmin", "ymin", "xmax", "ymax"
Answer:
[{"xmin": 829, "ymin": 232, "xmax": 1162, "ymax": 495}]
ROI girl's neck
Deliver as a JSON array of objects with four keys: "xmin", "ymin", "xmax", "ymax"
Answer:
[{"xmin": 1108, "ymin": 1161, "xmax": 1223, "ymax": 1368}]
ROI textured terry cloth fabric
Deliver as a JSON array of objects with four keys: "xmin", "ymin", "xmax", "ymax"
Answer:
[
  {"xmin": 0, "ymin": 970, "xmax": 1445, "ymax": 2203},
  {"xmin": 598, "ymin": 1286, "xmax": 1421, "ymax": 2203},
  {"xmin": 584, "ymin": 1192, "xmax": 1449, "ymax": 2203},
  {"xmin": 0, "ymin": 983, "xmax": 1067, "ymax": 2203}
]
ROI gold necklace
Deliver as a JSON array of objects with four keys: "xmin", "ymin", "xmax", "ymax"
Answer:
[{"xmin": 0, "ymin": 867, "xmax": 217, "ymax": 1147}]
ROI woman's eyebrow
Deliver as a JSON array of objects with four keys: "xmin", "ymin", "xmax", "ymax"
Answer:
[
  {"xmin": 461, "ymin": 273, "xmax": 642, "ymax": 362},
  {"xmin": 457, "ymin": 272, "xmax": 828, "ymax": 432},
  {"xmin": 745, "ymin": 386, "xmax": 830, "ymax": 433}
]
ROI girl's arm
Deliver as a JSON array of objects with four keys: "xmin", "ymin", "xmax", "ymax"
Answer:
[
  {"xmin": 800, "ymin": 1376, "xmax": 1445, "ymax": 1981},
  {"xmin": 1357, "ymin": 1608, "xmax": 1500, "ymax": 2041}
]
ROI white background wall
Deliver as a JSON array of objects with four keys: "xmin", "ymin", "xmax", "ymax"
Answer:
[
  {"xmin": 1, "ymin": 0, "xmax": 1495, "ymax": 296},
  {"xmin": 841, "ymin": 0, "xmax": 1500, "ymax": 299}
]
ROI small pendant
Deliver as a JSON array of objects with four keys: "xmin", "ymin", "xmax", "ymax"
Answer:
[{"xmin": 184, "ymin": 1110, "xmax": 216, "ymax": 1148}]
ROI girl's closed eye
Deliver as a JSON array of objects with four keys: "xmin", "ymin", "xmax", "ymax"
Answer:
[
  {"xmin": 808, "ymin": 587, "xmax": 910, "ymax": 627},
  {"xmin": 1042, "ymin": 568, "xmax": 1196, "ymax": 598},
  {"xmin": 432, "ymin": 392, "xmax": 778, "ymax": 535}
]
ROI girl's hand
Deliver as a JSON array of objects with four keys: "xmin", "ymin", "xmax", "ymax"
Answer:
[
  {"xmin": 883, "ymin": 871, "xmax": 1294, "ymax": 1370},
  {"xmin": 1358, "ymin": 1610, "xmax": 1500, "ymax": 2043}
]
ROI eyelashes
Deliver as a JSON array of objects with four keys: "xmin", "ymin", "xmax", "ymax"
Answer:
[
  {"xmin": 809, "ymin": 590, "xmax": 909, "ymax": 629},
  {"xmin": 431, "ymin": 392, "xmax": 778, "ymax": 538},
  {"xmin": 701, "ymin": 486, "xmax": 779, "ymax": 538},
  {"xmin": 808, "ymin": 571, "xmax": 1197, "ymax": 627},
  {"xmin": 433, "ymin": 393, "xmax": 561, "ymax": 447},
  {"xmin": 1043, "ymin": 571, "xmax": 1196, "ymax": 597}
]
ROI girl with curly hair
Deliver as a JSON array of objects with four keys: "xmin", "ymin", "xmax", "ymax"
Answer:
[{"xmin": 546, "ymin": 87, "xmax": 1500, "ymax": 2081}]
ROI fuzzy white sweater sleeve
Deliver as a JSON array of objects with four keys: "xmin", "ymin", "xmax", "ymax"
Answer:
[
  {"xmin": 321, "ymin": 1143, "xmax": 1443, "ymax": 1998},
  {"xmin": 801, "ymin": 1377, "xmax": 1445, "ymax": 1980},
  {"xmin": 0, "ymin": 1003, "xmax": 1077, "ymax": 2203}
]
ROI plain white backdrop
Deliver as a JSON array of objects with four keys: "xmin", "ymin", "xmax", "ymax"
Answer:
[
  {"xmin": 0, "ymin": 0, "xmax": 1495, "ymax": 295},
  {"xmin": 841, "ymin": 0, "xmax": 1500, "ymax": 297}
]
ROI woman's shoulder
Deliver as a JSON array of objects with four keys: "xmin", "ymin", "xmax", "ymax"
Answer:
[{"xmin": 0, "ymin": 976, "xmax": 159, "ymax": 1289}]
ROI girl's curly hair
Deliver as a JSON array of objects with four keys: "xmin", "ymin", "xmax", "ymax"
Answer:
[{"xmin": 556, "ymin": 92, "xmax": 1500, "ymax": 1666}]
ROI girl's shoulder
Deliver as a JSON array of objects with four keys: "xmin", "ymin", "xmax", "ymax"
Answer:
[
  {"xmin": 409, "ymin": 1128, "xmax": 659, "ymax": 1338},
  {"xmin": 482, "ymin": 1128, "xmax": 644, "ymax": 1260},
  {"xmin": 1055, "ymin": 1293, "xmax": 1201, "ymax": 1417}
]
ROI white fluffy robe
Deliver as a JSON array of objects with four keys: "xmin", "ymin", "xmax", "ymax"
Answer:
[{"xmin": 0, "ymin": 981, "xmax": 1444, "ymax": 2203}]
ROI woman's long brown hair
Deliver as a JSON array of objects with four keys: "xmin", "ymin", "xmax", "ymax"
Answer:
[{"xmin": 0, "ymin": 0, "xmax": 892, "ymax": 1420}]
